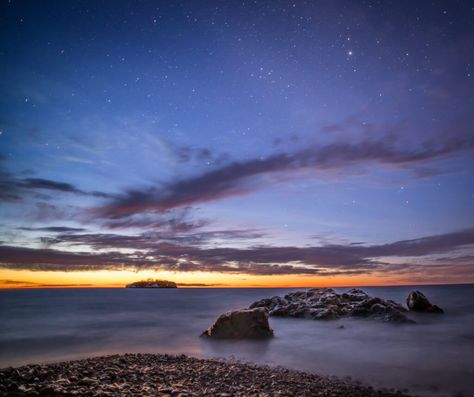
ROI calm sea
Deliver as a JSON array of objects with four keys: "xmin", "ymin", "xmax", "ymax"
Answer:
[{"xmin": 1, "ymin": 285, "xmax": 473, "ymax": 396}]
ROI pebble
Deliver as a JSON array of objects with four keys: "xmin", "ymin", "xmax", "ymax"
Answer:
[{"xmin": 0, "ymin": 353, "xmax": 414, "ymax": 397}]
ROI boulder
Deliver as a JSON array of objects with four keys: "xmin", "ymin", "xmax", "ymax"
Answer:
[
  {"xmin": 202, "ymin": 308, "xmax": 274, "ymax": 339},
  {"xmin": 406, "ymin": 290, "xmax": 444, "ymax": 313}
]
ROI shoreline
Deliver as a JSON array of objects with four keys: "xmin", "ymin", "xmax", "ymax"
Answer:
[{"xmin": 0, "ymin": 353, "xmax": 413, "ymax": 397}]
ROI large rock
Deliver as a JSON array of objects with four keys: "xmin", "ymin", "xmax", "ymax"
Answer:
[
  {"xmin": 249, "ymin": 288, "xmax": 414, "ymax": 323},
  {"xmin": 406, "ymin": 290, "xmax": 444, "ymax": 313},
  {"xmin": 202, "ymin": 308, "xmax": 274, "ymax": 339}
]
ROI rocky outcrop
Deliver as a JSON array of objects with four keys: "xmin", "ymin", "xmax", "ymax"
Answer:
[
  {"xmin": 406, "ymin": 290, "xmax": 444, "ymax": 313},
  {"xmin": 250, "ymin": 288, "xmax": 414, "ymax": 323},
  {"xmin": 202, "ymin": 308, "xmax": 274, "ymax": 339},
  {"xmin": 126, "ymin": 279, "xmax": 177, "ymax": 288}
]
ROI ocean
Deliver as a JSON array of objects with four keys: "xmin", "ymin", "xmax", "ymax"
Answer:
[{"xmin": 0, "ymin": 285, "xmax": 473, "ymax": 396}]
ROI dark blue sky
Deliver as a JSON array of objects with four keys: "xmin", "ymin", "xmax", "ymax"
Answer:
[{"xmin": 0, "ymin": 1, "xmax": 473, "ymax": 286}]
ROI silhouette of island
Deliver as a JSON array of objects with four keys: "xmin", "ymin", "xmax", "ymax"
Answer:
[{"xmin": 125, "ymin": 279, "xmax": 177, "ymax": 288}]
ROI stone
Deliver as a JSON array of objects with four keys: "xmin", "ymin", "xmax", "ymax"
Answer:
[
  {"xmin": 406, "ymin": 291, "xmax": 444, "ymax": 313},
  {"xmin": 249, "ymin": 288, "xmax": 413, "ymax": 323},
  {"xmin": 342, "ymin": 288, "xmax": 369, "ymax": 302},
  {"xmin": 201, "ymin": 308, "xmax": 273, "ymax": 339}
]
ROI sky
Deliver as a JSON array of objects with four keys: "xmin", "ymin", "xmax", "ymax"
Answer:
[{"xmin": 0, "ymin": 0, "xmax": 473, "ymax": 288}]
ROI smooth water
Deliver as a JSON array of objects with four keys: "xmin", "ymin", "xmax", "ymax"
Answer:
[{"xmin": 1, "ymin": 285, "xmax": 473, "ymax": 396}]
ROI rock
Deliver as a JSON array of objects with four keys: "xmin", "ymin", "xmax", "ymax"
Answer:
[
  {"xmin": 342, "ymin": 288, "xmax": 369, "ymax": 302},
  {"xmin": 249, "ymin": 296, "xmax": 287, "ymax": 311},
  {"xmin": 406, "ymin": 291, "xmax": 444, "ymax": 313},
  {"xmin": 383, "ymin": 310, "xmax": 415, "ymax": 323},
  {"xmin": 249, "ymin": 288, "xmax": 413, "ymax": 323},
  {"xmin": 201, "ymin": 308, "xmax": 274, "ymax": 339}
]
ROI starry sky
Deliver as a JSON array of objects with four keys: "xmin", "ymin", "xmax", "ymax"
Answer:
[{"xmin": 0, "ymin": 0, "xmax": 473, "ymax": 288}]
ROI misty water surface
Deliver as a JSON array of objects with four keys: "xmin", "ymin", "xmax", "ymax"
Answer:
[{"xmin": 1, "ymin": 285, "xmax": 473, "ymax": 397}]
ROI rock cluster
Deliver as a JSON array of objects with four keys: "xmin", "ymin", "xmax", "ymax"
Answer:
[
  {"xmin": 249, "ymin": 288, "xmax": 414, "ymax": 323},
  {"xmin": 0, "ymin": 353, "xmax": 414, "ymax": 397},
  {"xmin": 406, "ymin": 290, "xmax": 444, "ymax": 313},
  {"xmin": 201, "ymin": 308, "xmax": 273, "ymax": 339}
]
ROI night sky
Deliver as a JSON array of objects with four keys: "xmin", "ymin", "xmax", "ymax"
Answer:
[{"xmin": 0, "ymin": 0, "xmax": 473, "ymax": 287}]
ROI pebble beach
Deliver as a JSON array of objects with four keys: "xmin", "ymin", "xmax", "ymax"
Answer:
[{"xmin": 0, "ymin": 353, "xmax": 414, "ymax": 397}]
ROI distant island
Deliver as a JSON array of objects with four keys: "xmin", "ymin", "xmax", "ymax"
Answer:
[{"xmin": 125, "ymin": 279, "xmax": 177, "ymax": 288}]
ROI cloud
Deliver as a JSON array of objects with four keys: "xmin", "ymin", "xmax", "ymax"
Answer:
[
  {"xmin": 96, "ymin": 135, "xmax": 474, "ymax": 216},
  {"xmin": 0, "ymin": 245, "xmax": 151, "ymax": 271},
  {"xmin": 18, "ymin": 226, "xmax": 86, "ymax": 233},
  {"xmin": 0, "ymin": 191, "xmax": 22, "ymax": 202},
  {"xmin": 0, "ymin": 171, "xmax": 115, "ymax": 203},
  {"xmin": 1, "ymin": 229, "xmax": 472, "ymax": 277},
  {"xmin": 0, "ymin": 279, "xmax": 37, "ymax": 285},
  {"xmin": 39, "ymin": 228, "xmax": 266, "ymax": 250},
  {"xmin": 97, "ymin": 208, "xmax": 209, "ymax": 232},
  {"xmin": 19, "ymin": 178, "xmax": 83, "ymax": 193},
  {"xmin": 19, "ymin": 178, "xmax": 114, "ymax": 199},
  {"xmin": 0, "ymin": 279, "xmax": 93, "ymax": 287}
]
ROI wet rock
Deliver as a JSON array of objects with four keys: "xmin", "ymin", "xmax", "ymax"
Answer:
[
  {"xmin": 201, "ymin": 308, "xmax": 273, "ymax": 339},
  {"xmin": 342, "ymin": 288, "xmax": 369, "ymax": 302},
  {"xmin": 406, "ymin": 290, "xmax": 444, "ymax": 313},
  {"xmin": 249, "ymin": 288, "xmax": 413, "ymax": 323},
  {"xmin": 249, "ymin": 296, "xmax": 287, "ymax": 311}
]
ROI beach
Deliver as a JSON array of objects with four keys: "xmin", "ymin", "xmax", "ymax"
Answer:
[{"xmin": 0, "ymin": 353, "xmax": 413, "ymax": 397}]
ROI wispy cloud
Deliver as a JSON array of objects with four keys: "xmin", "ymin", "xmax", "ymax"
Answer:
[
  {"xmin": 0, "ymin": 279, "xmax": 93, "ymax": 287},
  {"xmin": 96, "ymin": 135, "xmax": 474, "ymax": 217}
]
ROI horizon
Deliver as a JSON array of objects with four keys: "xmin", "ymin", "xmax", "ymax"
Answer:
[
  {"xmin": 1, "ymin": 1, "xmax": 473, "ymax": 288},
  {"xmin": 1, "ymin": 276, "xmax": 473, "ymax": 290},
  {"xmin": 2, "ymin": 282, "xmax": 473, "ymax": 290}
]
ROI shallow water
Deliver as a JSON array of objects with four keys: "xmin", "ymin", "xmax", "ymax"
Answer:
[{"xmin": 0, "ymin": 285, "xmax": 473, "ymax": 396}]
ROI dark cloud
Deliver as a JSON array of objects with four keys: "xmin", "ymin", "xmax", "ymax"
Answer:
[
  {"xmin": 97, "ymin": 135, "xmax": 474, "ymax": 216},
  {"xmin": 0, "ymin": 245, "xmax": 151, "ymax": 271},
  {"xmin": 0, "ymin": 172, "xmax": 115, "ymax": 203},
  {"xmin": 19, "ymin": 178, "xmax": 82, "ymax": 193},
  {"xmin": 18, "ymin": 226, "xmax": 86, "ymax": 233},
  {"xmin": 18, "ymin": 178, "xmax": 114, "ymax": 199},
  {"xmin": 1, "ymin": 229, "xmax": 472, "ymax": 276}
]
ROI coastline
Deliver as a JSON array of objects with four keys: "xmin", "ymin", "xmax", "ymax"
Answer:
[{"xmin": 0, "ymin": 353, "xmax": 413, "ymax": 397}]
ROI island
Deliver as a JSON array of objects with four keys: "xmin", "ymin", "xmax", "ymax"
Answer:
[{"xmin": 125, "ymin": 279, "xmax": 177, "ymax": 288}]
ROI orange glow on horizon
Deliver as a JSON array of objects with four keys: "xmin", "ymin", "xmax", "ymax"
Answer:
[{"xmin": 0, "ymin": 268, "xmax": 468, "ymax": 289}]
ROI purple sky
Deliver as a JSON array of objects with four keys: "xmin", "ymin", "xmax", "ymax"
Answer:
[{"xmin": 0, "ymin": 1, "xmax": 473, "ymax": 284}]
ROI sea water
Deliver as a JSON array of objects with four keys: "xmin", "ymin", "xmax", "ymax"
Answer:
[{"xmin": 1, "ymin": 285, "xmax": 473, "ymax": 396}]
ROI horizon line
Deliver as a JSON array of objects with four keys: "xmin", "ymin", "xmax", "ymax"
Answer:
[{"xmin": 1, "ymin": 282, "xmax": 473, "ymax": 290}]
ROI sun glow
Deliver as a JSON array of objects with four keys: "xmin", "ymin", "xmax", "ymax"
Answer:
[{"xmin": 0, "ymin": 268, "xmax": 446, "ymax": 289}]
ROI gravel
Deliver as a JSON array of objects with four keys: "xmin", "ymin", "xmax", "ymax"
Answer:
[{"xmin": 0, "ymin": 353, "xmax": 414, "ymax": 397}]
